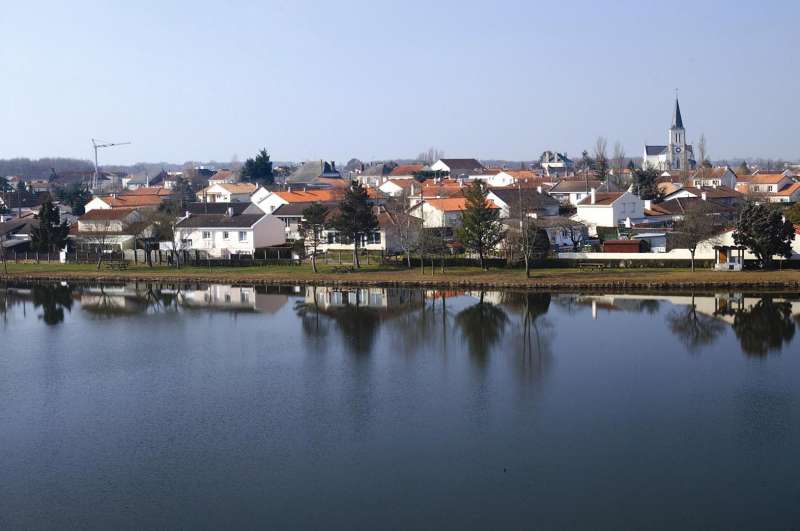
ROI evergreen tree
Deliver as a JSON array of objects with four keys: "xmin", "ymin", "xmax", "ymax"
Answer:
[
  {"xmin": 299, "ymin": 202, "xmax": 330, "ymax": 273},
  {"xmin": 737, "ymin": 161, "xmax": 751, "ymax": 176},
  {"xmin": 595, "ymin": 155, "xmax": 609, "ymax": 183},
  {"xmin": 240, "ymin": 148, "xmax": 274, "ymax": 186},
  {"xmin": 332, "ymin": 181, "xmax": 378, "ymax": 268},
  {"xmin": 457, "ymin": 181, "xmax": 505, "ymax": 270},
  {"xmin": 733, "ymin": 202, "xmax": 795, "ymax": 269},
  {"xmin": 30, "ymin": 200, "xmax": 69, "ymax": 255},
  {"xmin": 633, "ymin": 167, "xmax": 662, "ymax": 200},
  {"xmin": 55, "ymin": 183, "xmax": 91, "ymax": 216}
]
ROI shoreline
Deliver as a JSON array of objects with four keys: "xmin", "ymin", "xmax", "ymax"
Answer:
[{"xmin": 3, "ymin": 266, "xmax": 800, "ymax": 291}]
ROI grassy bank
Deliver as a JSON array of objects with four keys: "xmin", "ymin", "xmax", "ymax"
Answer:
[{"xmin": 2, "ymin": 262, "xmax": 800, "ymax": 290}]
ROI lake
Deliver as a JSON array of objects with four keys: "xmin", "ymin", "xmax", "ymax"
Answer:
[{"xmin": 1, "ymin": 282, "xmax": 799, "ymax": 530}]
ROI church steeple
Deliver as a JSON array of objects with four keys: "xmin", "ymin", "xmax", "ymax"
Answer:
[{"xmin": 672, "ymin": 97, "xmax": 684, "ymax": 129}]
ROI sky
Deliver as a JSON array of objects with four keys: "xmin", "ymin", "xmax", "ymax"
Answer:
[{"xmin": 1, "ymin": 0, "xmax": 798, "ymax": 165}]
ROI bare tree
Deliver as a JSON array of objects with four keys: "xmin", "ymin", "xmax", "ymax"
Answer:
[
  {"xmin": 558, "ymin": 221, "xmax": 587, "ymax": 252},
  {"xmin": 612, "ymin": 141, "xmax": 627, "ymax": 187},
  {"xmin": 417, "ymin": 148, "xmax": 444, "ymax": 166},
  {"xmin": 697, "ymin": 134, "xmax": 708, "ymax": 178},
  {"xmin": 672, "ymin": 202, "xmax": 722, "ymax": 272},
  {"xmin": 383, "ymin": 196, "xmax": 418, "ymax": 268},
  {"xmin": 83, "ymin": 219, "xmax": 115, "ymax": 271},
  {"xmin": 0, "ymin": 233, "xmax": 8, "ymax": 276}
]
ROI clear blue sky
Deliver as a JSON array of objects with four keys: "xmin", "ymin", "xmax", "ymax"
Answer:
[{"xmin": 1, "ymin": 0, "xmax": 797, "ymax": 165}]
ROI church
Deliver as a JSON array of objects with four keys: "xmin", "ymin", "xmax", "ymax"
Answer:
[{"xmin": 643, "ymin": 98, "xmax": 697, "ymax": 171}]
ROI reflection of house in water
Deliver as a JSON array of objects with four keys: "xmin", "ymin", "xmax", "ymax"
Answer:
[
  {"xmin": 578, "ymin": 293, "xmax": 800, "ymax": 323},
  {"xmin": 80, "ymin": 285, "xmax": 149, "ymax": 314},
  {"xmin": 179, "ymin": 285, "xmax": 290, "ymax": 314},
  {"xmin": 304, "ymin": 286, "xmax": 424, "ymax": 311}
]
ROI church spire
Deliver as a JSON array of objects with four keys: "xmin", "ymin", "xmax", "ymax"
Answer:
[{"xmin": 672, "ymin": 97, "xmax": 684, "ymax": 129}]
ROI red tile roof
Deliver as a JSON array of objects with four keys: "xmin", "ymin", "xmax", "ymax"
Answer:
[{"xmin": 424, "ymin": 197, "xmax": 499, "ymax": 212}]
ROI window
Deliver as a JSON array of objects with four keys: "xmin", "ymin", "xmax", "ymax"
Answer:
[
  {"xmin": 223, "ymin": 231, "xmax": 229, "ymax": 240},
  {"xmin": 202, "ymin": 231, "xmax": 211, "ymax": 240},
  {"xmin": 238, "ymin": 231, "xmax": 247, "ymax": 242}
]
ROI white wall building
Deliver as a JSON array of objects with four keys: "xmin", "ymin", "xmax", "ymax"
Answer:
[
  {"xmin": 174, "ymin": 211, "xmax": 285, "ymax": 258},
  {"xmin": 574, "ymin": 188, "xmax": 645, "ymax": 236}
]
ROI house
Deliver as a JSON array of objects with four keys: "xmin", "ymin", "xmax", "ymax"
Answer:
[
  {"xmin": 321, "ymin": 205, "xmax": 421, "ymax": 255},
  {"xmin": 207, "ymin": 170, "xmax": 239, "ymax": 186},
  {"xmin": 250, "ymin": 188, "xmax": 342, "ymax": 215},
  {"xmin": 539, "ymin": 151, "xmax": 574, "ymax": 176},
  {"xmin": 174, "ymin": 210, "xmax": 285, "ymax": 258},
  {"xmin": 378, "ymin": 179, "xmax": 417, "ymax": 198},
  {"xmin": 429, "ymin": 159, "xmax": 487, "ymax": 179},
  {"xmin": 736, "ymin": 172, "xmax": 794, "ymax": 196},
  {"xmin": 770, "ymin": 182, "xmax": 800, "ymax": 203},
  {"xmin": 547, "ymin": 179, "xmax": 618, "ymax": 206},
  {"xmin": 196, "ymin": 183, "xmax": 257, "ymax": 203},
  {"xmin": 185, "ymin": 202, "xmax": 250, "ymax": 216},
  {"xmin": 355, "ymin": 162, "xmax": 396, "ymax": 187},
  {"xmin": 0, "ymin": 218, "xmax": 39, "ymax": 252},
  {"xmin": 574, "ymin": 188, "xmax": 645, "ymax": 236},
  {"xmin": 388, "ymin": 164, "xmax": 425, "ymax": 179},
  {"xmin": 0, "ymin": 190, "xmax": 50, "ymax": 216},
  {"xmin": 285, "ymin": 161, "xmax": 343, "ymax": 187},
  {"xmin": 72, "ymin": 208, "xmax": 146, "ymax": 251},
  {"xmin": 84, "ymin": 189, "xmax": 171, "ymax": 212},
  {"xmin": 272, "ymin": 201, "xmax": 339, "ymax": 241},
  {"xmin": 487, "ymin": 186, "xmax": 560, "ymax": 219},
  {"xmin": 645, "ymin": 197, "xmax": 737, "ymax": 224},
  {"xmin": 484, "ymin": 170, "xmax": 542, "ymax": 188},
  {"xmin": 662, "ymin": 186, "xmax": 743, "ymax": 207},
  {"xmin": 691, "ymin": 166, "xmax": 737, "ymax": 189},
  {"xmin": 503, "ymin": 216, "xmax": 588, "ymax": 250},
  {"xmin": 409, "ymin": 197, "xmax": 500, "ymax": 229}
]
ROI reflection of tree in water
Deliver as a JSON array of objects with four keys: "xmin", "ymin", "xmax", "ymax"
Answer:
[
  {"xmin": 295, "ymin": 288, "xmax": 381, "ymax": 356},
  {"xmin": 667, "ymin": 295, "xmax": 726, "ymax": 354},
  {"xmin": 501, "ymin": 292, "xmax": 554, "ymax": 381},
  {"xmin": 733, "ymin": 298, "xmax": 796, "ymax": 356},
  {"xmin": 32, "ymin": 284, "xmax": 74, "ymax": 325},
  {"xmin": 388, "ymin": 293, "xmax": 451, "ymax": 357},
  {"xmin": 455, "ymin": 292, "xmax": 509, "ymax": 367},
  {"xmin": 294, "ymin": 287, "xmax": 331, "ymax": 354}
]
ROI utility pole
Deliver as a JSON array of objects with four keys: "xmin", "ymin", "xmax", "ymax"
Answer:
[{"xmin": 92, "ymin": 139, "xmax": 131, "ymax": 191}]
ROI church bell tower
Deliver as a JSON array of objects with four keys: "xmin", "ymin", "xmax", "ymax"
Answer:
[{"xmin": 667, "ymin": 97, "xmax": 688, "ymax": 171}]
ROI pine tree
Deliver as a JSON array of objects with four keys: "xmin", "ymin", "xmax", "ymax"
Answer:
[
  {"xmin": 332, "ymin": 181, "xmax": 378, "ymax": 268},
  {"xmin": 733, "ymin": 202, "xmax": 795, "ymax": 269},
  {"xmin": 457, "ymin": 181, "xmax": 505, "ymax": 270},
  {"xmin": 240, "ymin": 148, "xmax": 274, "ymax": 186},
  {"xmin": 30, "ymin": 200, "xmax": 69, "ymax": 256}
]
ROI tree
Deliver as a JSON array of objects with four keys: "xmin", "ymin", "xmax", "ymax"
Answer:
[
  {"xmin": 672, "ymin": 202, "xmax": 723, "ymax": 272},
  {"xmin": 151, "ymin": 211, "xmax": 184, "ymax": 268},
  {"xmin": 383, "ymin": 196, "xmax": 418, "ymax": 268},
  {"xmin": 696, "ymin": 134, "xmax": 709, "ymax": 176},
  {"xmin": 240, "ymin": 148, "xmax": 274, "ymax": 186},
  {"xmin": 30, "ymin": 201, "xmax": 69, "ymax": 257},
  {"xmin": 559, "ymin": 221, "xmax": 587, "ymax": 251},
  {"xmin": 457, "ymin": 181, "xmax": 504, "ymax": 270},
  {"xmin": 611, "ymin": 141, "xmax": 627, "ymax": 187},
  {"xmin": 633, "ymin": 167, "xmax": 662, "ymax": 200},
  {"xmin": 667, "ymin": 295, "xmax": 726, "ymax": 353},
  {"xmin": 417, "ymin": 147, "xmax": 444, "ymax": 165},
  {"xmin": 594, "ymin": 137, "xmax": 609, "ymax": 183},
  {"xmin": 298, "ymin": 202, "xmax": 329, "ymax": 273},
  {"xmin": 784, "ymin": 202, "xmax": 800, "ymax": 225},
  {"xmin": 332, "ymin": 181, "xmax": 378, "ymax": 268},
  {"xmin": 514, "ymin": 223, "xmax": 550, "ymax": 278},
  {"xmin": 0, "ymin": 176, "xmax": 11, "ymax": 193},
  {"xmin": 55, "ymin": 182, "xmax": 91, "ymax": 216},
  {"xmin": 733, "ymin": 202, "xmax": 795, "ymax": 269},
  {"xmin": 737, "ymin": 160, "xmax": 751, "ymax": 176}
]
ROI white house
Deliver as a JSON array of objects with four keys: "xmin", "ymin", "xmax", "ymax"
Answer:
[
  {"xmin": 486, "ymin": 187, "xmax": 560, "ymax": 219},
  {"xmin": 72, "ymin": 208, "xmax": 147, "ymax": 251},
  {"xmin": 409, "ymin": 197, "xmax": 500, "ymax": 229},
  {"xmin": 321, "ymin": 205, "xmax": 421, "ymax": 255},
  {"xmin": 250, "ymin": 188, "xmax": 341, "ymax": 215},
  {"xmin": 196, "ymin": 183, "xmax": 257, "ymax": 203},
  {"xmin": 574, "ymin": 188, "xmax": 645, "ymax": 236},
  {"xmin": 548, "ymin": 179, "xmax": 619, "ymax": 206},
  {"xmin": 429, "ymin": 158, "xmax": 487, "ymax": 179},
  {"xmin": 691, "ymin": 166, "xmax": 737, "ymax": 189},
  {"xmin": 174, "ymin": 210, "xmax": 285, "ymax": 258}
]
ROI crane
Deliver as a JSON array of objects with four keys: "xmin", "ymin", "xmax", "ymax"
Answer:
[{"xmin": 91, "ymin": 138, "xmax": 131, "ymax": 191}]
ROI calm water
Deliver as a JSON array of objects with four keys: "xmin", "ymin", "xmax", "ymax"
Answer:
[{"xmin": 1, "ymin": 282, "xmax": 799, "ymax": 530}]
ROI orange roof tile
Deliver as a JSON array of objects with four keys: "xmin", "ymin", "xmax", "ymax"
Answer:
[
  {"xmin": 751, "ymin": 174, "xmax": 789, "ymax": 185},
  {"xmin": 97, "ymin": 195, "xmax": 164, "ymax": 208},
  {"xmin": 389, "ymin": 164, "xmax": 425, "ymax": 176},
  {"xmin": 424, "ymin": 197, "xmax": 499, "ymax": 212},
  {"xmin": 776, "ymin": 183, "xmax": 800, "ymax": 196},
  {"xmin": 273, "ymin": 190, "xmax": 341, "ymax": 203}
]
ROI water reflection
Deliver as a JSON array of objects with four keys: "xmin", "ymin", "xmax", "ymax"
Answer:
[
  {"xmin": 667, "ymin": 295, "xmax": 727, "ymax": 354},
  {"xmin": 32, "ymin": 284, "xmax": 73, "ymax": 325},
  {"xmin": 732, "ymin": 298, "xmax": 796, "ymax": 356},
  {"xmin": 455, "ymin": 291, "xmax": 509, "ymax": 366}
]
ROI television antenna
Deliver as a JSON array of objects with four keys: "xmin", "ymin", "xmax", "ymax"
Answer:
[{"xmin": 91, "ymin": 138, "xmax": 131, "ymax": 190}]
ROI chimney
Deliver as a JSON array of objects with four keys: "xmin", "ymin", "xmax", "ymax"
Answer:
[
  {"xmin": 701, "ymin": 191, "xmax": 707, "ymax": 201},
  {"xmin": 227, "ymin": 207, "xmax": 234, "ymax": 217},
  {"xmin": 644, "ymin": 199, "xmax": 652, "ymax": 210},
  {"xmin": 590, "ymin": 188, "xmax": 596, "ymax": 204},
  {"xmin": 288, "ymin": 186, "xmax": 292, "ymax": 193},
  {"xmin": 536, "ymin": 185, "xmax": 543, "ymax": 194},
  {"xmin": 184, "ymin": 210, "xmax": 190, "ymax": 219}
]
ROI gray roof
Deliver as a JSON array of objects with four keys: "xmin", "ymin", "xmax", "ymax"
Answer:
[
  {"xmin": 489, "ymin": 187, "xmax": 559, "ymax": 210},
  {"xmin": 0, "ymin": 218, "xmax": 38, "ymax": 237},
  {"xmin": 176, "ymin": 213, "xmax": 265, "ymax": 229},
  {"xmin": 186, "ymin": 202, "xmax": 249, "ymax": 215},
  {"xmin": 672, "ymin": 98, "xmax": 684, "ymax": 129},
  {"xmin": 361, "ymin": 163, "xmax": 396, "ymax": 177},
  {"xmin": 286, "ymin": 161, "xmax": 341, "ymax": 184},
  {"xmin": 438, "ymin": 159, "xmax": 486, "ymax": 173},
  {"xmin": 548, "ymin": 180, "xmax": 620, "ymax": 193},
  {"xmin": 645, "ymin": 145, "xmax": 668, "ymax": 156},
  {"xmin": 272, "ymin": 201, "xmax": 337, "ymax": 217}
]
